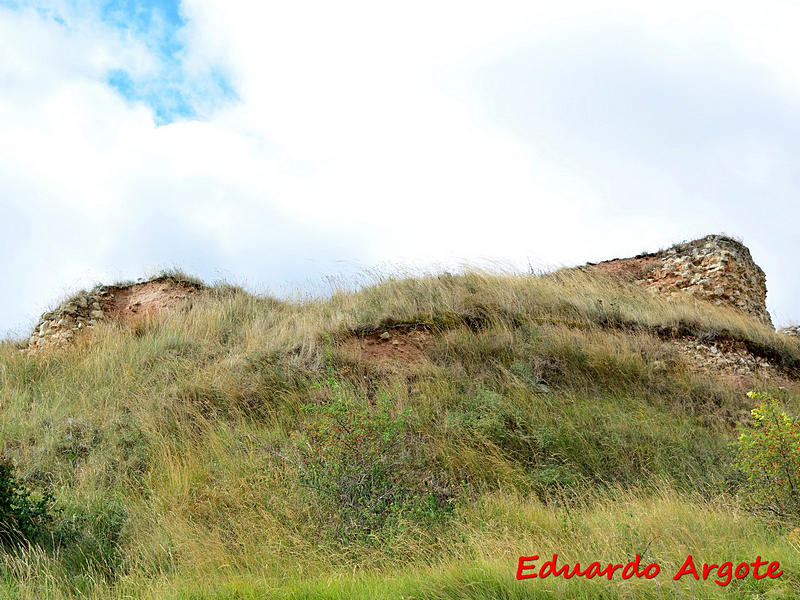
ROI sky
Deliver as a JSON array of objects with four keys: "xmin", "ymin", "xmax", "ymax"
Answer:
[{"xmin": 1, "ymin": 0, "xmax": 798, "ymax": 339}]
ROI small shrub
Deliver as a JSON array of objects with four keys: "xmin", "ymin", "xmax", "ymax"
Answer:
[
  {"xmin": 0, "ymin": 458, "xmax": 54, "ymax": 547},
  {"xmin": 291, "ymin": 365, "xmax": 451, "ymax": 541},
  {"xmin": 733, "ymin": 391, "xmax": 800, "ymax": 519}
]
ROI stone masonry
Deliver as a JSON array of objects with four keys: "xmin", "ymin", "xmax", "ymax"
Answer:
[
  {"xmin": 23, "ymin": 236, "xmax": 787, "ymax": 351},
  {"xmin": 26, "ymin": 276, "xmax": 201, "ymax": 351},
  {"xmin": 27, "ymin": 285, "xmax": 112, "ymax": 350},
  {"xmin": 780, "ymin": 325, "xmax": 800, "ymax": 337},
  {"xmin": 587, "ymin": 235, "xmax": 773, "ymax": 327}
]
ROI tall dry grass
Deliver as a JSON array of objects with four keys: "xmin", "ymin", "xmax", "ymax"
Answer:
[{"xmin": 0, "ymin": 268, "xmax": 797, "ymax": 598}]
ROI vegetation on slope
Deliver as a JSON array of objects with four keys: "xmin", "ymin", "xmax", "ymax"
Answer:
[{"xmin": 0, "ymin": 268, "xmax": 798, "ymax": 599}]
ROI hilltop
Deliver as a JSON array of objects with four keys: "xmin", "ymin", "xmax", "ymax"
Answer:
[
  {"xmin": 1, "ymin": 236, "xmax": 799, "ymax": 599},
  {"xmin": 586, "ymin": 234, "xmax": 772, "ymax": 326}
]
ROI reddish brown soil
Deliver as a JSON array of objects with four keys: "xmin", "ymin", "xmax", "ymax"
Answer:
[
  {"xmin": 587, "ymin": 255, "xmax": 660, "ymax": 279},
  {"xmin": 101, "ymin": 278, "xmax": 200, "ymax": 324},
  {"xmin": 353, "ymin": 328, "xmax": 433, "ymax": 363}
]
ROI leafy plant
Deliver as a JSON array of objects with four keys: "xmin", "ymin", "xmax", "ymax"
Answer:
[
  {"xmin": 733, "ymin": 391, "xmax": 800, "ymax": 518},
  {"xmin": 291, "ymin": 364, "xmax": 451, "ymax": 541},
  {"xmin": 0, "ymin": 458, "xmax": 54, "ymax": 547}
]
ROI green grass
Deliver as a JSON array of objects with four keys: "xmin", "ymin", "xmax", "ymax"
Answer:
[{"xmin": 0, "ymin": 268, "xmax": 799, "ymax": 598}]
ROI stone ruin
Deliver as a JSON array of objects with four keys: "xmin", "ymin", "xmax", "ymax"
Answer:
[
  {"xmin": 22, "ymin": 235, "xmax": 794, "ymax": 351},
  {"xmin": 26, "ymin": 276, "xmax": 201, "ymax": 350},
  {"xmin": 586, "ymin": 234, "xmax": 773, "ymax": 327}
]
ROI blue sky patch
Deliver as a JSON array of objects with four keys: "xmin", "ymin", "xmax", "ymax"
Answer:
[
  {"xmin": 100, "ymin": 0, "xmax": 185, "ymax": 57},
  {"xmin": 99, "ymin": 0, "xmax": 236, "ymax": 124},
  {"xmin": 106, "ymin": 69, "xmax": 200, "ymax": 123},
  {"xmin": 2, "ymin": 0, "xmax": 235, "ymax": 124}
]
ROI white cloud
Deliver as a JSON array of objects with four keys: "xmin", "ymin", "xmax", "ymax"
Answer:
[{"xmin": 1, "ymin": 0, "xmax": 799, "ymax": 338}]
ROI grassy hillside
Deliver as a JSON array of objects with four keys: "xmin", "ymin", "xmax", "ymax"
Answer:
[{"xmin": 0, "ymin": 269, "xmax": 799, "ymax": 599}]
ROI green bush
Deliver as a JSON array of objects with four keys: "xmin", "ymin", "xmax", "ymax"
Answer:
[
  {"xmin": 733, "ymin": 391, "xmax": 800, "ymax": 519},
  {"xmin": 0, "ymin": 458, "xmax": 54, "ymax": 547},
  {"xmin": 292, "ymin": 366, "xmax": 451, "ymax": 541}
]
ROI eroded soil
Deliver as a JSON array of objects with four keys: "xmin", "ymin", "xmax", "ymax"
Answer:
[{"xmin": 101, "ymin": 278, "xmax": 200, "ymax": 324}]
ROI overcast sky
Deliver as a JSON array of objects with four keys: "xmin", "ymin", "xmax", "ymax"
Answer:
[{"xmin": 1, "ymin": 0, "xmax": 798, "ymax": 339}]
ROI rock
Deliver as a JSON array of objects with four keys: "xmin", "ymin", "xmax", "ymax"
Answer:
[
  {"xmin": 586, "ymin": 235, "xmax": 772, "ymax": 326},
  {"xmin": 780, "ymin": 325, "xmax": 800, "ymax": 337},
  {"xmin": 379, "ymin": 331, "xmax": 391, "ymax": 340},
  {"xmin": 89, "ymin": 310, "xmax": 103, "ymax": 319}
]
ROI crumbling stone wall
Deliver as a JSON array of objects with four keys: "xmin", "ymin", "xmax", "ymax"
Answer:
[
  {"xmin": 587, "ymin": 235, "xmax": 773, "ymax": 327},
  {"xmin": 24, "ymin": 236, "xmax": 780, "ymax": 351},
  {"xmin": 27, "ymin": 286, "xmax": 111, "ymax": 350},
  {"xmin": 26, "ymin": 276, "xmax": 201, "ymax": 350},
  {"xmin": 780, "ymin": 325, "xmax": 800, "ymax": 337}
]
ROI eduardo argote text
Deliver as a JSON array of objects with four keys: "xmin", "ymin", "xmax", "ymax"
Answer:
[{"xmin": 517, "ymin": 554, "xmax": 783, "ymax": 587}]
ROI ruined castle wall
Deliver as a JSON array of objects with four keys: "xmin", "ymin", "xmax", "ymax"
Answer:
[
  {"xmin": 588, "ymin": 235, "xmax": 773, "ymax": 327},
  {"xmin": 26, "ymin": 277, "xmax": 200, "ymax": 350},
  {"xmin": 27, "ymin": 287, "xmax": 111, "ymax": 350},
  {"xmin": 781, "ymin": 325, "xmax": 800, "ymax": 337},
  {"xmin": 25, "ymin": 236, "xmax": 779, "ymax": 351}
]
